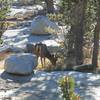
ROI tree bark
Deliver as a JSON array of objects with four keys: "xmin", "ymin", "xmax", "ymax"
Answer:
[
  {"xmin": 74, "ymin": 0, "xmax": 87, "ymax": 65},
  {"xmin": 64, "ymin": 0, "xmax": 87, "ymax": 69},
  {"xmin": 45, "ymin": 0, "xmax": 54, "ymax": 13},
  {"xmin": 92, "ymin": 1, "xmax": 100, "ymax": 67}
]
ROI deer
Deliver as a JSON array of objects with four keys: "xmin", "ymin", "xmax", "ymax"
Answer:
[
  {"xmin": 34, "ymin": 42, "xmax": 58, "ymax": 68},
  {"xmin": 26, "ymin": 42, "xmax": 58, "ymax": 68}
]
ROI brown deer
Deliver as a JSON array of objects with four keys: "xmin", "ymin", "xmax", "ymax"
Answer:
[{"xmin": 33, "ymin": 42, "xmax": 58, "ymax": 68}]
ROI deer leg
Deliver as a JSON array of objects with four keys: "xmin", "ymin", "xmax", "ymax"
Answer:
[
  {"xmin": 37, "ymin": 56, "xmax": 39, "ymax": 64},
  {"xmin": 43, "ymin": 57, "xmax": 45, "ymax": 66},
  {"xmin": 41, "ymin": 57, "xmax": 44, "ymax": 68}
]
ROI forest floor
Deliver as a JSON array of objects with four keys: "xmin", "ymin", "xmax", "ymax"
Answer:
[
  {"xmin": 0, "ymin": 70, "xmax": 100, "ymax": 100},
  {"xmin": 0, "ymin": 52, "xmax": 100, "ymax": 100}
]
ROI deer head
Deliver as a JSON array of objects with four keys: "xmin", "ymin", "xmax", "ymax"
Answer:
[{"xmin": 50, "ymin": 53, "xmax": 58, "ymax": 66}]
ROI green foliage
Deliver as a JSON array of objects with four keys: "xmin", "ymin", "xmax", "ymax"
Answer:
[
  {"xmin": 60, "ymin": 0, "xmax": 98, "ymax": 40},
  {"xmin": 0, "ymin": 38, "xmax": 3, "ymax": 44},
  {"xmin": 84, "ymin": 0, "xmax": 98, "ymax": 41},
  {"xmin": 47, "ymin": 13, "xmax": 63, "ymax": 21},
  {"xmin": 0, "ymin": 0, "xmax": 12, "ymax": 38},
  {"xmin": 0, "ymin": 0, "xmax": 12, "ymax": 20},
  {"xmin": 60, "ymin": 0, "xmax": 77, "ymax": 25},
  {"xmin": 58, "ymin": 76, "xmax": 80, "ymax": 100}
]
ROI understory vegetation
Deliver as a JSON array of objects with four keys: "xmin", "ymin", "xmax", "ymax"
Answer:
[{"xmin": 58, "ymin": 76, "xmax": 80, "ymax": 100}]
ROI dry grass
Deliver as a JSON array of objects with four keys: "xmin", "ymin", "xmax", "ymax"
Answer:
[
  {"xmin": 36, "ymin": 57, "xmax": 64, "ymax": 72},
  {"xmin": 0, "ymin": 60, "xmax": 5, "ymax": 70},
  {"xmin": 0, "ymin": 51, "xmax": 12, "ymax": 61},
  {"xmin": 0, "ymin": 49, "xmax": 100, "ymax": 71},
  {"xmin": 0, "ymin": 51, "xmax": 12, "ymax": 70},
  {"xmin": 84, "ymin": 50, "xmax": 100, "ymax": 68},
  {"xmin": 36, "ymin": 58, "xmax": 53, "ymax": 71}
]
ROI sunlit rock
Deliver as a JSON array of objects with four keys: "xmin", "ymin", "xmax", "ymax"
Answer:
[{"xmin": 4, "ymin": 53, "xmax": 37, "ymax": 75}]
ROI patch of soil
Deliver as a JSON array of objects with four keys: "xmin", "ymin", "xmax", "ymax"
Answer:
[
  {"xmin": 0, "ymin": 51, "xmax": 13, "ymax": 70},
  {"xmin": 0, "ymin": 60, "xmax": 5, "ymax": 70}
]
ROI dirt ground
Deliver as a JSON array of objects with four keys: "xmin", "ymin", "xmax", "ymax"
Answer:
[
  {"xmin": 0, "ymin": 52, "xmax": 100, "ymax": 100},
  {"xmin": 0, "ymin": 69, "xmax": 100, "ymax": 100},
  {"xmin": 0, "ymin": 50, "xmax": 100, "ymax": 71},
  {"xmin": 0, "ymin": 60, "xmax": 4, "ymax": 70},
  {"xmin": 0, "ymin": 51, "xmax": 12, "ymax": 70}
]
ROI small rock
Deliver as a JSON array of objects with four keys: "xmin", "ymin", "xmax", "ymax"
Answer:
[{"xmin": 73, "ymin": 64, "xmax": 95, "ymax": 72}]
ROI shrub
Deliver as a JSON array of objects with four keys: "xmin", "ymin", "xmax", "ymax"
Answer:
[
  {"xmin": 58, "ymin": 76, "xmax": 80, "ymax": 100},
  {"xmin": 0, "ymin": 38, "xmax": 3, "ymax": 44}
]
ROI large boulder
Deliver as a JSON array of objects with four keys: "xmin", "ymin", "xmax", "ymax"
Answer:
[
  {"xmin": 30, "ymin": 15, "xmax": 59, "ymax": 35},
  {"xmin": 1, "ymin": 27, "xmax": 60, "ymax": 53},
  {"xmin": 4, "ymin": 53, "xmax": 38, "ymax": 75}
]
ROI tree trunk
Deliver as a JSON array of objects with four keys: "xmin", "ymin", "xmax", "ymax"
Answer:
[
  {"xmin": 74, "ymin": 0, "xmax": 87, "ymax": 65},
  {"xmin": 45, "ymin": 0, "xmax": 54, "ymax": 13},
  {"xmin": 0, "ymin": 22, "xmax": 5, "ymax": 38},
  {"xmin": 92, "ymin": 1, "xmax": 100, "ymax": 67},
  {"xmin": 64, "ymin": 0, "xmax": 87, "ymax": 69},
  {"xmin": 64, "ymin": 25, "xmax": 76, "ymax": 69}
]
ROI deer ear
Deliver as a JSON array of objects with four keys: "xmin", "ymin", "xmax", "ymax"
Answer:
[
  {"xmin": 52, "ymin": 53, "xmax": 57, "ymax": 58},
  {"xmin": 52, "ymin": 54, "xmax": 54, "ymax": 57}
]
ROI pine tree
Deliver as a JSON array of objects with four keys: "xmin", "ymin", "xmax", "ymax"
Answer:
[
  {"xmin": 62, "ymin": 0, "xmax": 87, "ymax": 68},
  {"xmin": 0, "ymin": 0, "xmax": 11, "ymax": 37},
  {"xmin": 92, "ymin": 0, "xmax": 100, "ymax": 67}
]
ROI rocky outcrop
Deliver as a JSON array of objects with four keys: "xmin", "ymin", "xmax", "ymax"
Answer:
[
  {"xmin": 31, "ymin": 15, "xmax": 59, "ymax": 35},
  {"xmin": 4, "ymin": 53, "xmax": 38, "ymax": 75}
]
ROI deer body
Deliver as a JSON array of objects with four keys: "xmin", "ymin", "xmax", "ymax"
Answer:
[{"xmin": 33, "ymin": 42, "xmax": 57, "ymax": 67}]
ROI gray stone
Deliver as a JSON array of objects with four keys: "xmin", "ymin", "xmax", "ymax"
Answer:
[
  {"xmin": 25, "ymin": 43, "xmax": 35, "ymax": 53},
  {"xmin": 0, "ymin": 45, "xmax": 10, "ymax": 53},
  {"xmin": 31, "ymin": 15, "xmax": 59, "ymax": 35},
  {"xmin": 73, "ymin": 64, "xmax": 95, "ymax": 72},
  {"xmin": 4, "ymin": 53, "xmax": 38, "ymax": 75},
  {"xmin": 1, "ymin": 20, "xmax": 60, "ymax": 53}
]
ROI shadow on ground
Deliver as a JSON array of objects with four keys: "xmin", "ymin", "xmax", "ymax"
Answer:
[
  {"xmin": 0, "ymin": 71, "xmax": 35, "ymax": 83},
  {"xmin": 0, "ymin": 70, "xmax": 100, "ymax": 100}
]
